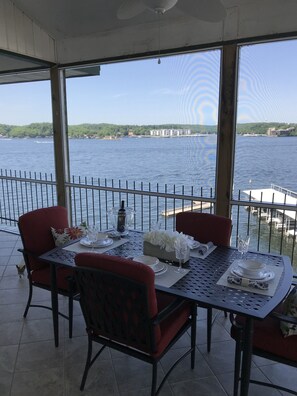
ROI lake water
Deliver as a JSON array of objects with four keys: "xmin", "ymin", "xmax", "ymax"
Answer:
[
  {"xmin": 1, "ymin": 135, "xmax": 297, "ymax": 266},
  {"xmin": 1, "ymin": 135, "xmax": 297, "ymax": 194}
]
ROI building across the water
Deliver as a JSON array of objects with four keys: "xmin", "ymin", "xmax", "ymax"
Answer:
[
  {"xmin": 267, "ymin": 127, "xmax": 295, "ymax": 136},
  {"xmin": 150, "ymin": 129, "xmax": 191, "ymax": 137}
]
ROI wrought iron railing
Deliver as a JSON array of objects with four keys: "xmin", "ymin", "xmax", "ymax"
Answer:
[{"xmin": 1, "ymin": 169, "xmax": 296, "ymax": 268}]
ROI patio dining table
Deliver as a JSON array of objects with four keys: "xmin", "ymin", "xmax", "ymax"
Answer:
[{"xmin": 40, "ymin": 230, "xmax": 293, "ymax": 396}]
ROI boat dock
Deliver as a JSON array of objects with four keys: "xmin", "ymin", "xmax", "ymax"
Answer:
[
  {"xmin": 243, "ymin": 184, "xmax": 297, "ymax": 236},
  {"xmin": 161, "ymin": 202, "xmax": 212, "ymax": 217}
]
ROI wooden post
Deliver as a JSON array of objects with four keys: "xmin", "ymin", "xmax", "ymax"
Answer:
[
  {"xmin": 215, "ymin": 44, "xmax": 239, "ymax": 218},
  {"xmin": 50, "ymin": 66, "xmax": 71, "ymax": 217}
]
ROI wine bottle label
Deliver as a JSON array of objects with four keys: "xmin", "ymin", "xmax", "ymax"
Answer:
[{"xmin": 117, "ymin": 212, "xmax": 126, "ymax": 233}]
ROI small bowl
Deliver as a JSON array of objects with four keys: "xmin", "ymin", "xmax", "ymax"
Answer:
[
  {"xmin": 133, "ymin": 255, "xmax": 159, "ymax": 267},
  {"xmin": 97, "ymin": 232, "xmax": 109, "ymax": 240},
  {"xmin": 238, "ymin": 259, "xmax": 266, "ymax": 277}
]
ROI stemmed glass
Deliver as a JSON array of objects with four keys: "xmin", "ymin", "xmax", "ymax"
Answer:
[
  {"xmin": 237, "ymin": 235, "xmax": 250, "ymax": 260},
  {"xmin": 87, "ymin": 224, "xmax": 98, "ymax": 251},
  {"xmin": 174, "ymin": 238, "xmax": 189, "ymax": 273}
]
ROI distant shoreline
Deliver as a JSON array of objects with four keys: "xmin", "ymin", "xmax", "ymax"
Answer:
[
  {"xmin": 1, "ymin": 133, "xmax": 293, "ymax": 140},
  {"xmin": 1, "ymin": 122, "xmax": 296, "ymax": 139}
]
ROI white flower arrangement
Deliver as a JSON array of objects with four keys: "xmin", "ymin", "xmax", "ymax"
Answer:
[{"xmin": 143, "ymin": 230, "xmax": 192, "ymax": 252}]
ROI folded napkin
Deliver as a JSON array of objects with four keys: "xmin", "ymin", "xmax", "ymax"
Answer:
[
  {"xmin": 197, "ymin": 241, "xmax": 214, "ymax": 255},
  {"xmin": 227, "ymin": 275, "xmax": 269, "ymax": 290}
]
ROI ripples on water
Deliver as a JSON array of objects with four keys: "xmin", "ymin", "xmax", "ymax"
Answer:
[
  {"xmin": 1, "ymin": 136, "xmax": 297, "ymax": 194},
  {"xmin": 2, "ymin": 135, "xmax": 297, "ymax": 265}
]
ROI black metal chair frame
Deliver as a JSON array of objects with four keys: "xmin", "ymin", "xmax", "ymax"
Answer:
[
  {"xmin": 176, "ymin": 211, "xmax": 232, "ymax": 352},
  {"xmin": 18, "ymin": 244, "xmax": 76, "ymax": 339},
  {"xmin": 75, "ymin": 266, "xmax": 197, "ymax": 396},
  {"xmin": 230, "ymin": 277, "xmax": 297, "ymax": 396}
]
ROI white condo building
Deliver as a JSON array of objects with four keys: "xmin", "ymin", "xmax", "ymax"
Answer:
[{"xmin": 150, "ymin": 129, "xmax": 191, "ymax": 137}]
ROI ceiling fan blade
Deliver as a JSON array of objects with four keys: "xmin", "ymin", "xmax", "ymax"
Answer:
[
  {"xmin": 117, "ymin": 0, "xmax": 147, "ymax": 20},
  {"xmin": 177, "ymin": 0, "xmax": 226, "ymax": 22}
]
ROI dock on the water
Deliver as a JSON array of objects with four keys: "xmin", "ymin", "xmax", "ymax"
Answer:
[
  {"xmin": 243, "ymin": 185, "xmax": 297, "ymax": 236},
  {"xmin": 161, "ymin": 202, "xmax": 212, "ymax": 217}
]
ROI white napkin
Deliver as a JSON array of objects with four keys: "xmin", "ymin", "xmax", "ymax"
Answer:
[{"xmin": 227, "ymin": 275, "xmax": 269, "ymax": 290}]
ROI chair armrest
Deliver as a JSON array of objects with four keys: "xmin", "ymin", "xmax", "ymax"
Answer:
[
  {"xmin": 18, "ymin": 247, "xmax": 40, "ymax": 259},
  {"xmin": 271, "ymin": 311, "xmax": 297, "ymax": 325},
  {"xmin": 153, "ymin": 298, "xmax": 189, "ymax": 325}
]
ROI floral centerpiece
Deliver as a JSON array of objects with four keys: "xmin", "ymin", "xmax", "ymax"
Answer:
[{"xmin": 143, "ymin": 230, "xmax": 192, "ymax": 262}]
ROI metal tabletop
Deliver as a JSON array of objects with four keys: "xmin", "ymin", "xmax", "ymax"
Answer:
[
  {"xmin": 40, "ymin": 230, "xmax": 292, "ymax": 320},
  {"xmin": 40, "ymin": 230, "xmax": 293, "ymax": 396}
]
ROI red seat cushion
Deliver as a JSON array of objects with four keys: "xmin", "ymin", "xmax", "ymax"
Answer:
[
  {"xmin": 31, "ymin": 265, "xmax": 74, "ymax": 291},
  {"xmin": 231, "ymin": 314, "xmax": 297, "ymax": 362},
  {"xmin": 153, "ymin": 291, "xmax": 192, "ymax": 358}
]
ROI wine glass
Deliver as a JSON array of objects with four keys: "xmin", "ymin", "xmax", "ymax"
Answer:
[
  {"xmin": 87, "ymin": 224, "xmax": 98, "ymax": 251},
  {"xmin": 237, "ymin": 235, "xmax": 250, "ymax": 260},
  {"xmin": 174, "ymin": 238, "xmax": 189, "ymax": 273}
]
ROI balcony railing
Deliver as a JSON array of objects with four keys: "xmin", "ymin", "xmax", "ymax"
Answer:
[{"xmin": 1, "ymin": 169, "xmax": 296, "ymax": 268}]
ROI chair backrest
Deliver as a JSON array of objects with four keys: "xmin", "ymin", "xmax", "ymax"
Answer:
[
  {"xmin": 176, "ymin": 212, "xmax": 232, "ymax": 247},
  {"xmin": 18, "ymin": 206, "xmax": 69, "ymax": 270},
  {"xmin": 75, "ymin": 253, "xmax": 160, "ymax": 353}
]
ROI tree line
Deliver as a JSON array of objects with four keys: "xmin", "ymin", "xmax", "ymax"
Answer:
[{"xmin": 0, "ymin": 122, "xmax": 296, "ymax": 138}]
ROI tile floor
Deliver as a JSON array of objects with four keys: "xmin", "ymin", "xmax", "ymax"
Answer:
[{"xmin": 0, "ymin": 231, "xmax": 295, "ymax": 396}]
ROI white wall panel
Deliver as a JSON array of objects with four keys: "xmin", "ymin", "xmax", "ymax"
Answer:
[
  {"xmin": 4, "ymin": 0, "xmax": 18, "ymax": 51},
  {"xmin": 0, "ymin": 0, "xmax": 55, "ymax": 62},
  {"xmin": 33, "ymin": 24, "xmax": 55, "ymax": 61},
  {"xmin": 22, "ymin": 11, "xmax": 35, "ymax": 55},
  {"xmin": 14, "ymin": 4, "xmax": 26, "ymax": 53},
  {"xmin": 0, "ymin": 0, "xmax": 8, "ymax": 49}
]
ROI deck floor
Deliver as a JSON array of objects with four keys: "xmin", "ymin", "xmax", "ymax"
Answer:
[{"xmin": 0, "ymin": 232, "xmax": 295, "ymax": 396}]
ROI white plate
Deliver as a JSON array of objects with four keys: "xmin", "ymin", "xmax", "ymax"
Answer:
[
  {"xmin": 154, "ymin": 263, "xmax": 168, "ymax": 276},
  {"xmin": 152, "ymin": 262, "xmax": 166, "ymax": 273},
  {"xmin": 133, "ymin": 256, "xmax": 167, "ymax": 274},
  {"xmin": 231, "ymin": 266, "xmax": 275, "ymax": 282},
  {"xmin": 80, "ymin": 237, "xmax": 113, "ymax": 248},
  {"xmin": 133, "ymin": 255, "xmax": 159, "ymax": 266}
]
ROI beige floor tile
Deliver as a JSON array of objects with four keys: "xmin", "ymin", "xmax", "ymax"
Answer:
[{"xmin": 0, "ymin": 232, "xmax": 294, "ymax": 396}]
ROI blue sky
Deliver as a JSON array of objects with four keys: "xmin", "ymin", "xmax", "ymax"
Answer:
[{"xmin": 1, "ymin": 39, "xmax": 297, "ymax": 126}]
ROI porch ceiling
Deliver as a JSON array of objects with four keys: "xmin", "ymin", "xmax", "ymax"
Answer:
[{"xmin": 1, "ymin": 0, "xmax": 297, "ymax": 72}]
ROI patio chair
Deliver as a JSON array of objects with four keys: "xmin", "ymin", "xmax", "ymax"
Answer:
[
  {"xmin": 18, "ymin": 206, "xmax": 76, "ymax": 339},
  {"xmin": 176, "ymin": 211, "xmax": 232, "ymax": 352},
  {"xmin": 230, "ymin": 276, "xmax": 297, "ymax": 395},
  {"xmin": 74, "ymin": 253, "xmax": 197, "ymax": 396}
]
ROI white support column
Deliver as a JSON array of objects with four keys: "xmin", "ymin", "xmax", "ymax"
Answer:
[
  {"xmin": 50, "ymin": 66, "xmax": 71, "ymax": 218},
  {"xmin": 215, "ymin": 44, "xmax": 239, "ymax": 218}
]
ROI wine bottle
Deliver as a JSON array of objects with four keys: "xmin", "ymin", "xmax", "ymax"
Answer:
[{"xmin": 117, "ymin": 200, "xmax": 126, "ymax": 233}]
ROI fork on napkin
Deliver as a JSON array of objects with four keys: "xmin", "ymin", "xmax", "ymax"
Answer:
[{"xmin": 227, "ymin": 275, "xmax": 269, "ymax": 290}]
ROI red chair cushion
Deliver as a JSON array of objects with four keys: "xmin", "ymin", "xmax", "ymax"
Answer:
[
  {"xmin": 153, "ymin": 291, "xmax": 192, "ymax": 358},
  {"xmin": 31, "ymin": 265, "xmax": 74, "ymax": 291},
  {"xmin": 19, "ymin": 206, "xmax": 69, "ymax": 270},
  {"xmin": 176, "ymin": 212, "xmax": 232, "ymax": 246},
  {"xmin": 231, "ymin": 314, "xmax": 297, "ymax": 362}
]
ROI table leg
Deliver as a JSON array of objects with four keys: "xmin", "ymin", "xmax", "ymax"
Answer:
[
  {"xmin": 50, "ymin": 263, "xmax": 59, "ymax": 347},
  {"xmin": 240, "ymin": 317, "xmax": 254, "ymax": 396}
]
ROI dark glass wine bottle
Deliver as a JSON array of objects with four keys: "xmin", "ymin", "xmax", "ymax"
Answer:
[{"xmin": 117, "ymin": 200, "xmax": 126, "ymax": 233}]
